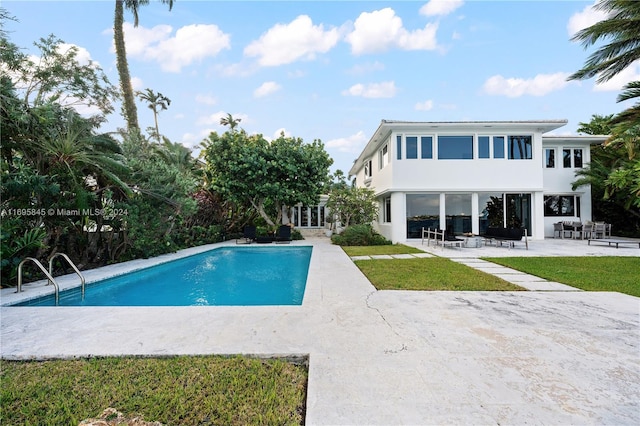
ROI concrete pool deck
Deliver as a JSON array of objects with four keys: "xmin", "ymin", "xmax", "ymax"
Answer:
[{"xmin": 1, "ymin": 237, "xmax": 639, "ymax": 424}]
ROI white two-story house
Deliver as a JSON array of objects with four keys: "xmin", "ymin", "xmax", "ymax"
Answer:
[{"xmin": 348, "ymin": 120, "xmax": 607, "ymax": 243}]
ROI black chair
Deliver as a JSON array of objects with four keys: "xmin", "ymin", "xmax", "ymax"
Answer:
[
  {"xmin": 275, "ymin": 225, "xmax": 292, "ymax": 244},
  {"xmin": 236, "ymin": 225, "xmax": 256, "ymax": 244}
]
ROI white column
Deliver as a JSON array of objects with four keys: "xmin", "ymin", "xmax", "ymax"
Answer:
[
  {"xmin": 439, "ymin": 193, "xmax": 446, "ymax": 230},
  {"xmin": 471, "ymin": 193, "xmax": 479, "ymax": 235},
  {"xmin": 391, "ymin": 192, "xmax": 405, "ymax": 243}
]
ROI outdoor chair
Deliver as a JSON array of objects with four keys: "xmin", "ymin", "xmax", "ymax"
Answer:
[
  {"xmin": 236, "ymin": 225, "xmax": 256, "ymax": 244},
  {"xmin": 275, "ymin": 225, "xmax": 292, "ymax": 244}
]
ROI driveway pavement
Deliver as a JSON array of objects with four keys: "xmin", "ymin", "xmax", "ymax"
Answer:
[{"xmin": 1, "ymin": 237, "xmax": 639, "ymax": 425}]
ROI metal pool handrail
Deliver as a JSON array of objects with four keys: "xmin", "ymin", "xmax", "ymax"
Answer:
[
  {"xmin": 49, "ymin": 253, "xmax": 86, "ymax": 298},
  {"xmin": 17, "ymin": 257, "xmax": 60, "ymax": 305}
]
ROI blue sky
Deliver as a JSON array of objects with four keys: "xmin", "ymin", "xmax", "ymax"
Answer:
[{"xmin": 4, "ymin": 0, "xmax": 639, "ymax": 174}]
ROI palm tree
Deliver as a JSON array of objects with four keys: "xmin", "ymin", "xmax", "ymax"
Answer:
[
  {"xmin": 219, "ymin": 113, "xmax": 241, "ymax": 131},
  {"xmin": 568, "ymin": 0, "xmax": 640, "ymax": 127},
  {"xmin": 114, "ymin": 0, "xmax": 175, "ymax": 133},
  {"xmin": 137, "ymin": 88, "xmax": 171, "ymax": 142}
]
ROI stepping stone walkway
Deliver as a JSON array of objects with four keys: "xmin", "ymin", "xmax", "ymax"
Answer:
[{"xmin": 351, "ymin": 254, "xmax": 582, "ymax": 292}]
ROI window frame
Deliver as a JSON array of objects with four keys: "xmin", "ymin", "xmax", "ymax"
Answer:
[
  {"xmin": 437, "ymin": 135, "xmax": 474, "ymax": 160},
  {"xmin": 364, "ymin": 159, "xmax": 372, "ymax": 179},
  {"xmin": 543, "ymin": 195, "xmax": 581, "ymax": 217},
  {"xmin": 379, "ymin": 144, "xmax": 389, "ymax": 169}
]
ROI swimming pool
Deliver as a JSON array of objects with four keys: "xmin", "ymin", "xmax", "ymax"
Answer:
[{"xmin": 13, "ymin": 246, "xmax": 312, "ymax": 307}]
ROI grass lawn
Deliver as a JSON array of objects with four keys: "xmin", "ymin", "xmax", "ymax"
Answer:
[
  {"xmin": 0, "ymin": 356, "xmax": 307, "ymax": 426},
  {"xmin": 341, "ymin": 244, "xmax": 426, "ymax": 256},
  {"xmin": 484, "ymin": 256, "xmax": 640, "ymax": 297},
  {"xmin": 354, "ymin": 257, "xmax": 524, "ymax": 291}
]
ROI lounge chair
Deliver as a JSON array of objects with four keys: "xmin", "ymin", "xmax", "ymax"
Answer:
[
  {"xmin": 275, "ymin": 225, "xmax": 292, "ymax": 244},
  {"xmin": 236, "ymin": 225, "xmax": 256, "ymax": 244}
]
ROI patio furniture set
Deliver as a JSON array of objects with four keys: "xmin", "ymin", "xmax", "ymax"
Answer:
[
  {"xmin": 236, "ymin": 225, "xmax": 292, "ymax": 244},
  {"xmin": 421, "ymin": 227, "xmax": 528, "ymax": 250},
  {"xmin": 553, "ymin": 221, "xmax": 611, "ymax": 240},
  {"xmin": 553, "ymin": 221, "xmax": 639, "ymax": 249}
]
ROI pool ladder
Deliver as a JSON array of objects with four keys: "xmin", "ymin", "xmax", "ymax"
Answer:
[{"xmin": 16, "ymin": 253, "xmax": 86, "ymax": 305}]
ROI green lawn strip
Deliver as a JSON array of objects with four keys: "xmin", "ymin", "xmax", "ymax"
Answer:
[
  {"xmin": 484, "ymin": 256, "xmax": 640, "ymax": 297},
  {"xmin": 0, "ymin": 356, "xmax": 307, "ymax": 426},
  {"xmin": 342, "ymin": 244, "xmax": 425, "ymax": 257},
  {"xmin": 355, "ymin": 257, "xmax": 524, "ymax": 291}
]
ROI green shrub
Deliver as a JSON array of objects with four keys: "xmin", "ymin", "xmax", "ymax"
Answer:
[
  {"xmin": 331, "ymin": 224, "xmax": 391, "ymax": 246},
  {"xmin": 292, "ymin": 229, "xmax": 304, "ymax": 240}
]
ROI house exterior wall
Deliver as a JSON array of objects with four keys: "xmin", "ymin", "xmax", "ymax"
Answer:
[{"xmin": 349, "ymin": 120, "xmax": 606, "ymax": 243}]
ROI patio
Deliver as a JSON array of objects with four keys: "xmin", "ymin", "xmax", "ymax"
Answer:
[{"xmin": 1, "ymin": 237, "xmax": 639, "ymax": 425}]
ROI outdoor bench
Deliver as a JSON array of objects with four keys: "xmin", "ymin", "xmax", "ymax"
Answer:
[{"xmin": 481, "ymin": 227, "xmax": 528, "ymax": 250}]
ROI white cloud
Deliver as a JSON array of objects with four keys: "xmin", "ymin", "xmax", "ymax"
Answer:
[
  {"xmin": 594, "ymin": 61, "xmax": 640, "ymax": 92},
  {"xmin": 346, "ymin": 8, "xmax": 438, "ymax": 55},
  {"xmin": 123, "ymin": 22, "xmax": 231, "ymax": 72},
  {"xmin": 567, "ymin": 1, "xmax": 607, "ymax": 38},
  {"xmin": 342, "ymin": 81, "xmax": 397, "ymax": 98},
  {"xmin": 130, "ymin": 76, "xmax": 144, "ymax": 90},
  {"xmin": 415, "ymin": 100, "xmax": 434, "ymax": 111},
  {"xmin": 195, "ymin": 94, "xmax": 217, "ymax": 105},
  {"xmin": 482, "ymin": 72, "xmax": 573, "ymax": 97},
  {"xmin": 244, "ymin": 15, "xmax": 340, "ymax": 66},
  {"xmin": 325, "ymin": 131, "xmax": 368, "ymax": 153},
  {"xmin": 57, "ymin": 43, "xmax": 95, "ymax": 67},
  {"xmin": 254, "ymin": 81, "xmax": 282, "ymax": 98},
  {"xmin": 420, "ymin": 0, "xmax": 464, "ymax": 17},
  {"xmin": 346, "ymin": 61, "xmax": 385, "ymax": 75}
]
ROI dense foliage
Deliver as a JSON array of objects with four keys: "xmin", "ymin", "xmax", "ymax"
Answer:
[
  {"xmin": 569, "ymin": 0, "xmax": 640, "ymax": 234},
  {"xmin": 0, "ymin": 26, "xmax": 221, "ymax": 286},
  {"xmin": 201, "ymin": 128, "xmax": 333, "ymax": 228},
  {"xmin": 331, "ymin": 224, "xmax": 391, "ymax": 246},
  {"xmin": 574, "ymin": 115, "xmax": 640, "ymax": 236}
]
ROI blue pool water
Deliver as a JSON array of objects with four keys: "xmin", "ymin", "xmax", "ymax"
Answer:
[{"xmin": 14, "ymin": 246, "xmax": 312, "ymax": 307}]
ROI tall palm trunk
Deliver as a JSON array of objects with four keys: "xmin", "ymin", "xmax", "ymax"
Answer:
[{"xmin": 114, "ymin": 0, "xmax": 139, "ymax": 132}]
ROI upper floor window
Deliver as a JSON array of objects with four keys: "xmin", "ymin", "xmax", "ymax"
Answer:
[
  {"xmin": 421, "ymin": 136, "xmax": 433, "ymax": 159},
  {"xmin": 364, "ymin": 159, "xmax": 372, "ymax": 179},
  {"xmin": 396, "ymin": 135, "xmax": 402, "ymax": 160},
  {"xmin": 508, "ymin": 135, "xmax": 532, "ymax": 159},
  {"xmin": 562, "ymin": 148, "xmax": 583, "ymax": 168},
  {"xmin": 545, "ymin": 148, "xmax": 555, "ymax": 168},
  {"xmin": 438, "ymin": 135, "xmax": 473, "ymax": 159},
  {"xmin": 493, "ymin": 136, "xmax": 505, "ymax": 158},
  {"xmin": 379, "ymin": 144, "xmax": 389, "ymax": 169},
  {"xmin": 478, "ymin": 136, "xmax": 490, "ymax": 159},
  {"xmin": 406, "ymin": 136, "xmax": 418, "ymax": 159}
]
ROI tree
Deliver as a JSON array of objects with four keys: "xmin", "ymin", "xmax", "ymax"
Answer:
[
  {"xmin": 326, "ymin": 186, "xmax": 378, "ymax": 228},
  {"xmin": 136, "ymin": 88, "xmax": 171, "ymax": 142},
  {"xmin": 568, "ymin": 0, "xmax": 640, "ymax": 128},
  {"xmin": 572, "ymin": 114, "xmax": 640, "ymax": 235},
  {"xmin": 202, "ymin": 129, "xmax": 333, "ymax": 228},
  {"xmin": 1, "ymin": 33, "xmax": 118, "ymax": 120},
  {"xmin": 114, "ymin": 0, "xmax": 174, "ymax": 132},
  {"xmin": 577, "ymin": 114, "xmax": 614, "ymax": 135},
  {"xmin": 219, "ymin": 112, "xmax": 241, "ymax": 131}
]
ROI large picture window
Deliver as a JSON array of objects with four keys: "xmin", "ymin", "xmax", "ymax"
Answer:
[
  {"xmin": 438, "ymin": 136, "xmax": 473, "ymax": 159},
  {"xmin": 406, "ymin": 194, "xmax": 439, "ymax": 238},
  {"xmin": 544, "ymin": 195, "xmax": 581, "ymax": 217},
  {"xmin": 508, "ymin": 135, "xmax": 532, "ymax": 159}
]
